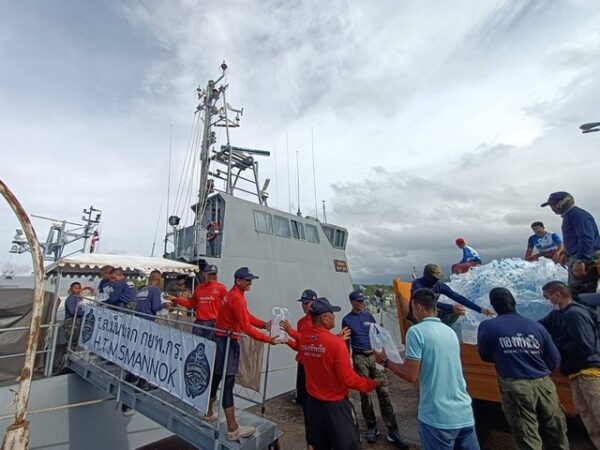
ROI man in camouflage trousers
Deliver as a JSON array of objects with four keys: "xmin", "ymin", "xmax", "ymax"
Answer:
[
  {"xmin": 342, "ymin": 290, "xmax": 409, "ymax": 449},
  {"xmin": 478, "ymin": 288, "xmax": 568, "ymax": 450}
]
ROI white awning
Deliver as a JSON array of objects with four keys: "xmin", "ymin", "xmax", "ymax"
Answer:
[{"xmin": 45, "ymin": 253, "xmax": 199, "ymax": 277}]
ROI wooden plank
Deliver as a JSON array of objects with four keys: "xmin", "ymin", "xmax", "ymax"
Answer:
[{"xmin": 461, "ymin": 344, "xmax": 576, "ymax": 415}]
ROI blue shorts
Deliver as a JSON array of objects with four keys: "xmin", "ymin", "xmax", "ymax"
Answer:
[
  {"xmin": 418, "ymin": 421, "xmax": 479, "ymax": 450},
  {"xmin": 214, "ymin": 335, "xmax": 240, "ymax": 376}
]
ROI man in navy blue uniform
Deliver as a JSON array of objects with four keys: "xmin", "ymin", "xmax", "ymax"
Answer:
[
  {"xmin": 104, "ymin": 268, "xmax": 135, "ymax": 308},
  {"xmin": 540, "ymin": 281, "xmax": 600, "ymax": 448},
  {"xmin": 541, "ymin": 191, "xmax": 600, "ymax": 294},
  {"xmin": 342, "ymin": 290, "xmax": 409, "ymax": 448},
  {"xmin": 477, "ymin": 287, "xmax": 568, "ymax": 450},
  {"xmin": 135, "ymin": 270, "xmax": 167, "ymax": 319},
  {"xmin": 411, "ymin": 264, "xmax": 493, "ymax": 324}
]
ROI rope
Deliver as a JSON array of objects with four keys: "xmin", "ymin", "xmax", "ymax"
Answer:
[{"xmin": 0, "ymin": 398, "xmax": 110, "ymax": 421}]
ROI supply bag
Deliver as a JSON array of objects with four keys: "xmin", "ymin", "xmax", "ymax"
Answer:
[
  {"xmin": 270, "ymin": 306, "xmax": 291, "ymax": 343},
  {"xmin": 368, "ymin": 323, "xmax": 404, "ymax": 364}
]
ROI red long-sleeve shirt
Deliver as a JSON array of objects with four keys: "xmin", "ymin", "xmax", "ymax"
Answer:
[
  {"xmin": 174, "ymin": 281, "xmax": 227, "ymax": 321},
  {"xmin": 287, "ymin": 314, "xmax": 313, "ymax": 362},
  {"xmin": 215, "ymin": 285, "xmax": 269, "ymax": 343},
  {"xmin": 299, "ymin": 325, "xmax": 377, "ymax": 401}
]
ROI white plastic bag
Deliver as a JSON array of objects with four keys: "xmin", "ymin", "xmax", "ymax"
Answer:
[
  {"xmin": 368, "ymin": 323, "xmax": 404, "ymax": 364},
  {"xmin": 270, "ymin": 306, "xmax": 291, "ymax": 343}
]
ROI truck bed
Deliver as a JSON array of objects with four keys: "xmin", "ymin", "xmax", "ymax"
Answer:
[{"xmin": 392, "ymin": 278, "xmax": 576, "ymax": 416}]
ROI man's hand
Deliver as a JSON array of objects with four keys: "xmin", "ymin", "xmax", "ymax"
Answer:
[
  {"xmin": 453, "ymin": 304, "xmax": 466, "ymax": 316},
  {"xmin": 572, "ymin": 261, "xmax": 587, "ymax": 279},
  {"xmin": 558, "ymin": 252, "xmax": 568, "ymax": 267},
  {"xmin": 164, "ymin": 294, "xmax": 177, "ymax": 301},
  {"xmin": 337, "ymin": 326, "xmax": 351, "ymax": 341},
  {"xmin": 162, "ymin": 301, "xmax": 172, "ymax": 310},
  {"xmin": 263, "ymin": 320, "xmax": 271, "ymax": 330},
  {"xmin": 279, "ymin": 319, "xmax": 292, "ymax": 333},
  {"xmin": 373, "ymin": 350, "xmax": 387, "ymax": 364},
  {"xmin": 481, "ymin": 307, "xmax": 495, "ymax": 317},
  {"xmin": 268, "ymin": 336, "xmax": 280, "ymax": 345}
]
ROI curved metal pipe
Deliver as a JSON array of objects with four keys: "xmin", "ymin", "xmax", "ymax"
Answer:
[{"xmin": 1, "ymin": 180, "xmax": 45, "ymax": 450}]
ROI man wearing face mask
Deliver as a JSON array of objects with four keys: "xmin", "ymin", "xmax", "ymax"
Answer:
[
  {"xmin": 410, "ymin": 264, "xmax": 493, "ymax": 325},
  {"xmin": 541, "ymin": 191, "xmax": 600, "ymax": 295},
  {"xmin": 300, "ymin": 297, "xmax": 379, "ymax": 450}
]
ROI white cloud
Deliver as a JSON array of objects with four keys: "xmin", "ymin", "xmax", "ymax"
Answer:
[{"xmin": 1, "ymin": 0, "xmax": 600, "ymax": 284}]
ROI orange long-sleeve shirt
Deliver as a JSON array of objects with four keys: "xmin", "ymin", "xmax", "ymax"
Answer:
[
  {"xmin": 215, "ymin": 285, "xmax": 269, "ymax": 343},
  {"xmin": 299, "ymin": 325, "xmax": 377, "ymax": 401},
  {"xmin": 287, "ymin": 314, "xmax": 313, "ymax": 362},
  {"xmin": 174, "ymin": 281, "xmax": 228, "ymax": 321}
]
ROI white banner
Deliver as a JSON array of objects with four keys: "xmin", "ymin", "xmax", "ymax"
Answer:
[{"xmin": 79, "ymin": 304, "xmax": 216, "ymax": 414}]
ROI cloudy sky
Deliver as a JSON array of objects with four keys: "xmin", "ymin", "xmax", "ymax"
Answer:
[{"xmin": 1, "ymin": 0, "xmax": 599, "ymax": 284}]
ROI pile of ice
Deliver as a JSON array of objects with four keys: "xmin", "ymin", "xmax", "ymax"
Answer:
[{"xmin": 443, "ymin": 258, "xmax": 568, "ymax": 343}]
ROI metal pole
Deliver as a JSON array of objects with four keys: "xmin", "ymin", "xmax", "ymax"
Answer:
[
  {"xmin": 261, "ymin": 339, "xmax": 272, "ymax": 415},
  {"xmin": 44, "ymin": 269, "xmax": 62, "ymax": 377},
  {"xmin": 0, "ymin": 180, "xmax": 46, "ymax": 450},
  {"xmin": 222, "ymin": 88, "xmax": 233, "ymax": 195}
]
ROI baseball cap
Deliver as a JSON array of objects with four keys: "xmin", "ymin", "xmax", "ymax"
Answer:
[
  {"xmin": 455, "ymin": 237, "xmax": 466, "ymax": 246},
  {"xmin": 203, "ymin": 264, "xmax": 218, "ymax": 274},
  {"xmin": 540, "ymin": 192, "xmax": 571, "ymax": 207},
  {"xmin": 310, "ymin": 297, "xmax": 342, "ymax": 316},
  {"xmin": 298, "ymin": 289, "xmax": 318, "ymax": 303},
  {"xmin": 349, "ymin": 290, "xmax": 365, "ymax": 302},
  {"xmin": 423, "ymin": 263, "xmax": 443, "ymax": 279},
  {"xmin": 234, "ymin": 267, "xmax": 259, "ymax": 280}
]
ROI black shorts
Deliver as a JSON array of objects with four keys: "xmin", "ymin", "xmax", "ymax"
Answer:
[
  {"xmin": 305, "ymin": 395, "xmax": 360, "ymax": 450},
  {"xmin": 214, "ymin": 335, "xmax": 240, "ymax": 376}
]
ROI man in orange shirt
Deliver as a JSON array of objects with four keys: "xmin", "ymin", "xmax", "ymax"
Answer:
[
  {"xmin": 205, "ymin": 266, "xmax": 278, "ymax": 441},
  {"xmin": 281, "ymin": 289, "xmax": 318, "ymax": 406},
  {"xmin": 299, "ymin": 297, "xmax": 378, "ymax": 450},
  {"xmin": 166, "ymin": 265, "xmax": 226, "ymax": 340}
]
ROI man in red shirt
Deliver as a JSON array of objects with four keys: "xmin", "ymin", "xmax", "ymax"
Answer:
[
  {"xmin": 299, "ymin": 297, "xmax": 378, "ymax": 450},
  {"xmin": 205, "ymin": 266, "xmax": 278, "ymax": 442},
  {"xmin": 166, "ymin": 264, "xmax": 226, "ymax": 340},
  {"xmin": 281, "ymin": 289, "xmax": 318, "ymax": 406}
]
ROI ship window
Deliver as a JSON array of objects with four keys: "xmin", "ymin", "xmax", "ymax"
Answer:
[
  {"xmin": 273, "ymin": 215, "xmax": 291, "ymax": 238},
  {"xmin": 322, "ymin": 225, "xmax": 335, "ymax": 244},
  {"xmin": 306, "ymin": 224, "xmax": 320, "ymax": 243},
  {"xmin": 254, "ymin": 210, "xmax": 273, "ymax": 234},
  {"xmin": 334, "ymin": 229, "xmax": 346, "ymax": 248},
  {"xmin": 291, "ymin": 220, "xmax": 306, "ymax": 240}
]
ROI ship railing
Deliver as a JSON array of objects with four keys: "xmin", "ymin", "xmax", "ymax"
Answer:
[
  {"xmin": 0, "ymin": 323, "xmax": 60, "ymax": 361},
  {"xmin": 64, "ymin": 297, "xmax": 274, "ymax": 446}
]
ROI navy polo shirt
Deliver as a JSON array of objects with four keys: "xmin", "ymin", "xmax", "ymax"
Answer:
[{"xmin": 342, "ymin": 309, "xmax": 376, "ymax": 353}]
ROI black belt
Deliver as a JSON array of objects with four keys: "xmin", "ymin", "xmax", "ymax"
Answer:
[{"xmin": 352, "ymin": 350, "xmax": 373, "ymax": 356}]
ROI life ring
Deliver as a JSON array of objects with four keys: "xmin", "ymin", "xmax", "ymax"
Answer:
[{"xmin": 206, "ymin": 221, "xmax": 220, "ymax": 241}]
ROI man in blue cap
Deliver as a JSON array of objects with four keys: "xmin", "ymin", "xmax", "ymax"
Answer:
[
  {"xmin": 205, "ymin": 266, "xmax": 278, "ymax": 441},
  {"xmin": 166, "ymin": 264, "xmax": 227, "ymax": 340},
  {"xmin": 300, "ymin": 297, "xmax": 378, "ymax": 450},
  {"xmin": 541, "ymin": 191, "xmax": 600, "ymax": 295},
  {"xmin": 342, "ymin": 290, "xmax": 409, "ymax": 448}
]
